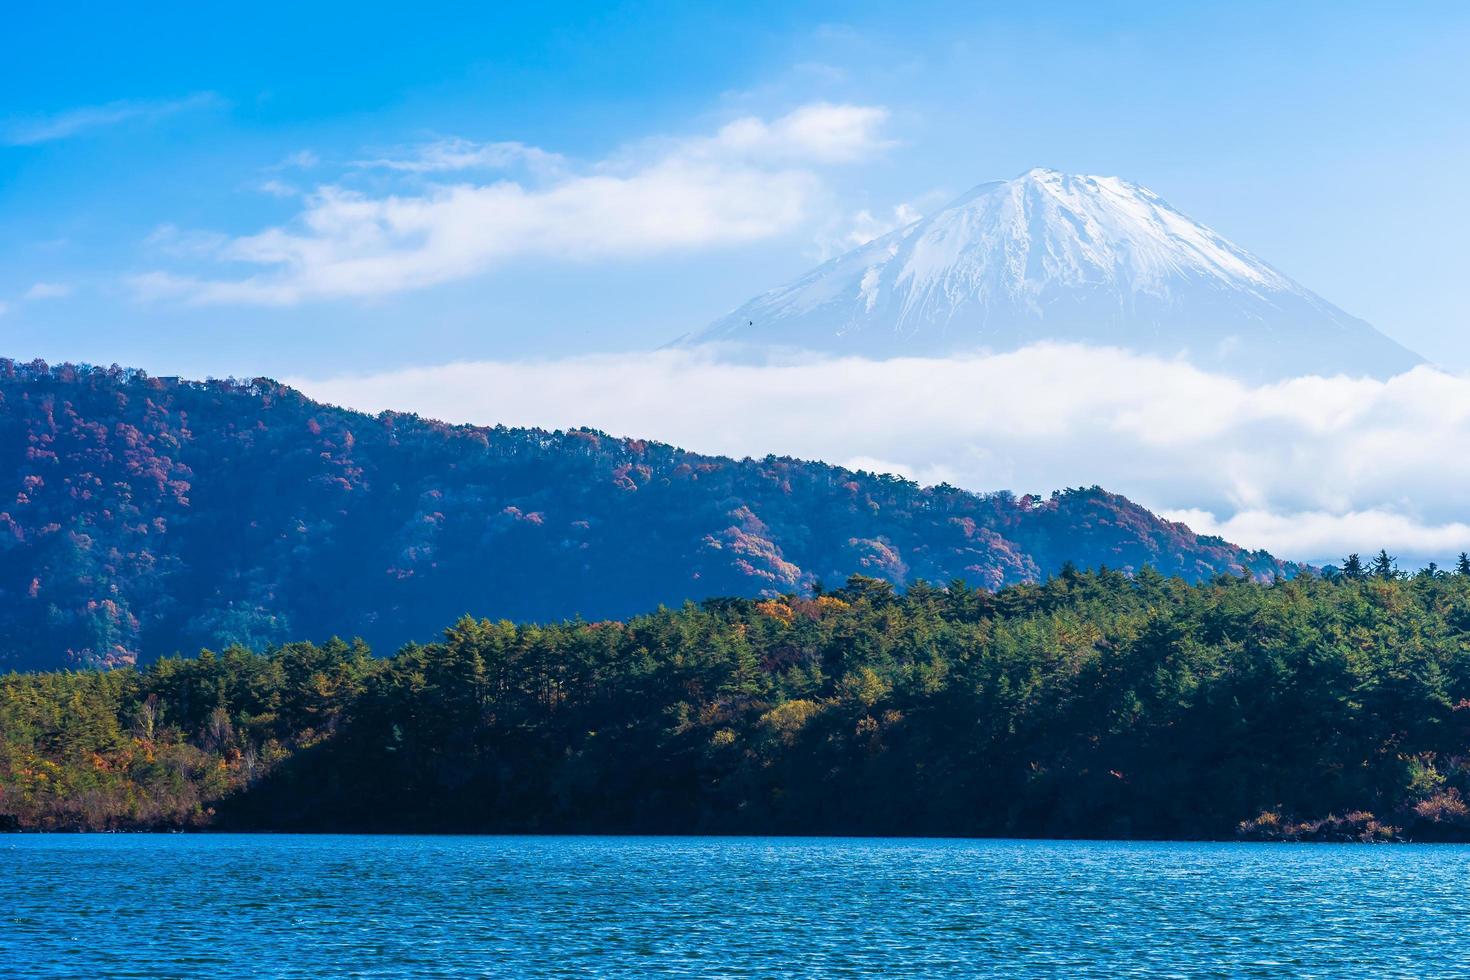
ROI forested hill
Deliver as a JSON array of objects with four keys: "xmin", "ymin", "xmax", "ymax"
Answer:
[{"xmin": 0, "ymin": 359, "xmax": 1286, "ymax": 670}]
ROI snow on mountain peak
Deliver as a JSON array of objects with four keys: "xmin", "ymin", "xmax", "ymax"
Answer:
[{"xmin": 687, "ymin": 169, "xmax": 1422, "ymax": 379}]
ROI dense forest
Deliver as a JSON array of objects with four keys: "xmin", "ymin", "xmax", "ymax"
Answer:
[
  {"xmin": 7, "ymin": 563, "xmax": 1470, "ymax": 841},
  {"xmin": 0, "ymin": 359, "xmax": 1287, "ymax": 672}
]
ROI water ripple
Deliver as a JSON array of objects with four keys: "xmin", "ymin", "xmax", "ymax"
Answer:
[{"xmin": 4, "ymin": 836, "xmax": 1470, "ymax": 978}]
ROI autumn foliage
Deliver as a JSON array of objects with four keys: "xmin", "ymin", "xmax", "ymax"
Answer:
[
  {"xmin": 0, "ymin": 360, "xmax": 1287, "ymax": 671},
  {"xmin": 9, "ymin": 569, "xmax": 1470, "ymax": 840}
]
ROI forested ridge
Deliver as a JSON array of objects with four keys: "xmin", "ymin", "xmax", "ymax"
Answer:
[
  {"xmin": 7, "ymin": 563, "xmax": 1470, "ymax": 841},
  {"xmin": 0, "ymin": 359, "xmax": 1285, "ymax": 672}
]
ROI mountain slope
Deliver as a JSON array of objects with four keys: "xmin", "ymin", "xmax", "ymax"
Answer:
[
  {"xmin": 0, "ymin": 359, "xmax": 1289, "ymax": 670},
  {"xmin": 691, "ymin": 169, "xmax": 1421, "ymax": 379}
]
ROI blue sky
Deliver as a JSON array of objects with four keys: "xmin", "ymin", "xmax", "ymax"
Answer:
[{"xmin": 4, "ymin": 1, "xmax": 1469, "ymax": 378}]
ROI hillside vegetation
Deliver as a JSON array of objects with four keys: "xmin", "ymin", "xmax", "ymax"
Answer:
[
  {"xmin": 0, "ymin": 359, "xmax": 1283, "ymax": 671},
  {"xmin": 6, "ymin": 566, "xmax": 1470, "ymax": 841}
]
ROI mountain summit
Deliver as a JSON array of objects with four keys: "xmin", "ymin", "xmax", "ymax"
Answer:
[{"xmin": 689, "ymin": 168, "xmax": 1421, "ymax": 379}]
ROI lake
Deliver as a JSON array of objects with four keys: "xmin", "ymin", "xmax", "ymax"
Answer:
[{"xmin": 4, "ymin": 835, "xmax": 1468, "ymax": 977}]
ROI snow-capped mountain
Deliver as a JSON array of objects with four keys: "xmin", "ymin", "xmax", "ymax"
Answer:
[{"xmin": 686, "ymin": 168, "xmax": 1422, "ymax": 379}]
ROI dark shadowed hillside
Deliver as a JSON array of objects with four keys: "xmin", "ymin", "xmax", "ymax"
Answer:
[{"xmin": 0, "ymin": 359, "xmax": 1287, "ymax": 669}]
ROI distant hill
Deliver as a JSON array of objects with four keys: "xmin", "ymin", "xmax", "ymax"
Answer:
[
  {"xmin": 0, "ymin": 358, "xmax": 1288, "ymax": 670},
  {"xmin": 687, "ymin": 168, "xmax": 1422, "ymax": 380}
]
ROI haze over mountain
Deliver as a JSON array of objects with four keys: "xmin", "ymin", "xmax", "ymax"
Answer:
[
  {"xmin": 0, "ymin": 359, "xmax": 1288, "ymax": 671},
  {"xmin": 690, "ymin": 169, "xmax": 1422, "ymax": 380}
]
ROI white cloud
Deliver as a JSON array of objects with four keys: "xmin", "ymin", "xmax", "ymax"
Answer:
[
  {"xmin": 133, "ymin": 102, "xmax": 890, "ymax": 306},
  {"xmin": 144, "ymin": 224, "xmax": 232, "ymax": 258},
  {"xmin": 810, "ymin": 185, "xmax": 951, "ymax": 259},
  {"xmin": 839, "ymin": 202, "xmax": 922, "ymax": 249},
  {"xmin": 353, "ymin": 138, "xmax": 567, "ymax": 176},
  {"xmin": 5, "ymin": 93, "xmax": 220, "ymax": 145},
  {"xmin": 269, "ymin": 150, "xmax": 320, "ymax": 171},
  {"xmin": 256, "ymin": 179, "xmax": 300, "ymax": 198},
  {"xmin": 697, "ymin": 102, "xmax": 892, "ymax": 164},
  {"xmin": 1162, "ymin": 509, "xmax": 1470, "ymax": 562},
  {"xmin": 288, "ymin": 344, "xmax": 1470, "ymax": 566},
  {"xmin": 23, "ymin": 282, "xmax": 71, "ymax": 300}
]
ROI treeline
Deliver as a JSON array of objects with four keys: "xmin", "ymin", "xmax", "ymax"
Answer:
[{"xmin": 7, "ymin": 565, "xmax": 1470, "ymax": 840}]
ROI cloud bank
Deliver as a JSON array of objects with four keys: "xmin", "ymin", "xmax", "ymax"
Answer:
[
  {"xmin": 290, "ymin": 344, "xmax": 1470, "ymax": 566},
  {"xmin": 135, "ymin": 102, "xmax": 891, "ymax": 305}
]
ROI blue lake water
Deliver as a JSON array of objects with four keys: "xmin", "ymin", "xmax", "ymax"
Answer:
[{"xmin": 5, "ymin": 835, "xmax": 1469, "ymax": 977}]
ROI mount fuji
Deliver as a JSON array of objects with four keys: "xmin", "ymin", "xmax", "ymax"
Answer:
[{"xmin": 686, "ymin": 168, "xmax": 1422, "ymax": 379}]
